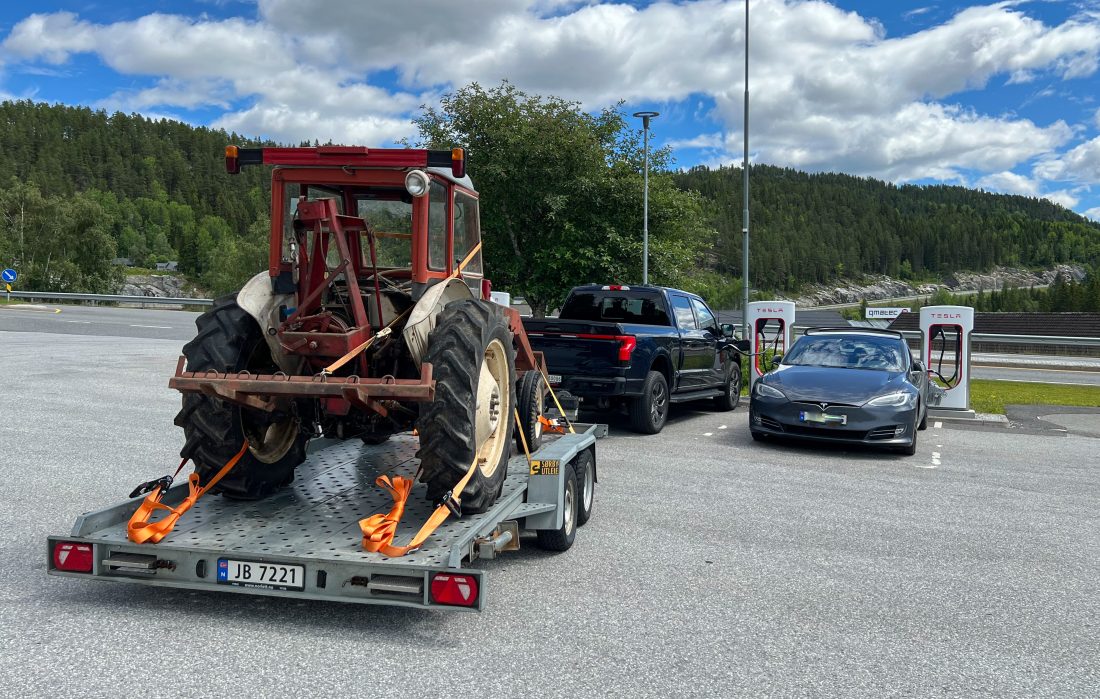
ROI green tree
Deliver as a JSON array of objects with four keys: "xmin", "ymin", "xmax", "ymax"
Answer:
[{"xmin": 409, "ymin": 81, "xmax": 711, "ymax": 315}]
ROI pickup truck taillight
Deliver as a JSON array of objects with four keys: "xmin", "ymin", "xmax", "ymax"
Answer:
[{"xmin": 616, "ymin": 335, "xmax": 637, "ymax": 362}]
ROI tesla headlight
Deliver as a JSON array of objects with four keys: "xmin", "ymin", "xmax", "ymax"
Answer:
[
  {"xmin": 754, "ymin": 382, "xmax": 786, "ymax": 399},
  {"xmin": 864, "ymin": 391, "xmax": 916, "ymax": 408}
]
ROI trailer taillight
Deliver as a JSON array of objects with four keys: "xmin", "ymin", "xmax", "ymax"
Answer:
[
  {"xmin": 481, "ymin": 278, "xmax": 492, "ymax": 301},
  {"xmin": 431, "ymin": 573, "xmax": 478, "ymax": 607},
  {"xmin": 451, "ymin": 148, "xmax": 465, "ymax": 179},
  {"xmin": 52, "ymin": 542, "xmax": 93, "ymax": 573},
  {"xmin": 225, "ymin": 145, "xmax": 240, "ymax": 174}
]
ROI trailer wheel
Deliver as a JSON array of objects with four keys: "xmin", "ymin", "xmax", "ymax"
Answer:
[
  {"xmin": 575, "ymin": 449, "xmax": 595, "ymax": 527},
  {"xmin": 417, "ymin": 299, "xmax": 516, "ymax": 514},
  {"xmin": 515, "ymin": 370, "xmax": 546, "ymax": 454},
  {"xmin": 629, "ymin": 370, "xmax": 669, "ymax": 434},
  {"xmin": 175, "ymin": 295, "xmax": 308, "ymax": 500},
  {"xmin": 713, "ymin": 358, "xmax": 742, "ymax": 411},
  {"xmin": 536, "ymin": 460, "xmax": 578, "ymax": 551}
]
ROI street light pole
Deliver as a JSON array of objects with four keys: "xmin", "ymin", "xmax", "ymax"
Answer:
[
  {"xmin": 633, "ymin": 110, "xmax": 659, "ymax": 285},
  {"xmin": 742, "ymin": 0, "xmax": 750, "ymax": 338}
]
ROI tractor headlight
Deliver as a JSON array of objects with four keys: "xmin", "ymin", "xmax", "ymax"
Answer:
[
  {"xmin": 754, "ymin": 382, "xmax": 785, "ymax": 399},
  {"xmin": 864, "ymin": 391, "xmax": 916, "ymax": 409},
  {"xmin": 405, "ymin": 169, "xmax": 430, "ymax": 198}
]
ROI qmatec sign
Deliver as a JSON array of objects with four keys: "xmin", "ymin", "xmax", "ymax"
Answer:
[{"xmin": 865, "ymin": 307, "xmax": 908, "ymax": 320}]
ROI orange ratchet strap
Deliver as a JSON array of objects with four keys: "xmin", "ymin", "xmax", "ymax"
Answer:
[
  {"xmin": 127, "ymin": 441, "xmax": 249, "ymax": 544},
  {"xmin": 359, "ymin": 455, "xmax": 479, "ymax": 557}
]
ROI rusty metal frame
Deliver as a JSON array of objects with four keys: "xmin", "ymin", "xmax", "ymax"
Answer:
[{"xmin": 169, "ymin": 358, "xmax": 435, "ymax": 414}]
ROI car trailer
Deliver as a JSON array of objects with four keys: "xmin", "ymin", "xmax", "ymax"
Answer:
[{"xmin": 47, "ymin": 426, "xmax": 600, "ymax": 611}]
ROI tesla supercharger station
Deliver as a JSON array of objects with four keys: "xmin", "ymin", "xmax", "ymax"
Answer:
[
  {"xmin": 746, "ymin": 301, "xmax": 796, "ymax": 390},
  {"xmin": 920, "ymin": 305, "xmax": 975, "ymax": 412}
]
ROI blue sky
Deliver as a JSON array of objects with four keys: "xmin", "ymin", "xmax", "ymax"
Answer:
[{"xmin": 1, "ymin": 1, "xmax": 1099, "ymax": 219}]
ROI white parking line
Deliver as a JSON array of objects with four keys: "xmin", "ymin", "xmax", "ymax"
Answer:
[
  {"xmin": 934, "ymin": 421, "xmax": 943, "ymax": 429},
  {"xmin": 703, "ymin": 432, "xmax": 713, "ymax": 437},
  {"xmin": 63, "ymin": 320, "xmax": 92, "ymax": 324},
  {"xmin": 130, "ymin": 324, "xmax": 172, "ymax": 329},
  {"xmin": 718, "ymin": 425, "xmax": 727, "ymax": 430}
]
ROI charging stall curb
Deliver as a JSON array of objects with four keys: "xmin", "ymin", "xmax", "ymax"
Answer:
[{"xmin": 47, "ymin": 428, "xmax": 599, "ymax": 611}]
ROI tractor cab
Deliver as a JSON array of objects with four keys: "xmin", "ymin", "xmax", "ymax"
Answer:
[{"xmin": 224, "ymin": 145, "xmax": 488, "ymax": 371}]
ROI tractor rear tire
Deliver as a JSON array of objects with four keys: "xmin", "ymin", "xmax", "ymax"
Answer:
[
  {"xmin": 417, "ymin": 299, "xmax": 516, "ymax": 514},
  {"xmin": 174, "ymin": 295, "xmax": 308, "ymax": 500}
]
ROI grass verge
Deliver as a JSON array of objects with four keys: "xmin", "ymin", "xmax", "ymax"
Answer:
[{"xmin": 970, "ymin": 379, "xmax": 1100, "ymax": 414}]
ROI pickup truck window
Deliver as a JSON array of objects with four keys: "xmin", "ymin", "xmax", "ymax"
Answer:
[
  {"xmin": 670, "ymin": 295, "xmax": 696, "ymax": 330},
  {"xmin": 690, "ymin": 297, "xmax": 718, "ymax": 335},
  {"xmin": 559, "ymin": 291, "xmax": 671, "ymax": 325}
]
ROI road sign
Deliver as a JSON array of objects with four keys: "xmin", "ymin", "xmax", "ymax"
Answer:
[
  {"xmin": 1, "ymin": 268, "xmax": 15, "ymax": 284},
  {"xmin": 865, "ymin": 307, "xmax": 908, "ymax": 320}
]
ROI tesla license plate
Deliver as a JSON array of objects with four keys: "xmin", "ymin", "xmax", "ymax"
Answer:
[
  {"xmin": 799, "ymin": 410, "xmax": 847, "ymax": 426},
  {"xmin": 217, "ymin": 559, "xmax": 305, "ymax": 591}
]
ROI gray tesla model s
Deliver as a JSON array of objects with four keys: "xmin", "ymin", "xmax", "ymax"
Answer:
[{"xmin": 749, "ymin": 328, "xmax": 929, "ymax": 455}]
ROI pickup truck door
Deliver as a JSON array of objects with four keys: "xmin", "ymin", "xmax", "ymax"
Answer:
[
  {"xmin": 689, "ymin": 297, "xmax": 723, "ymax": 386},
  {"xmin": 669, "ymin": 293, "xmax": 706, "ymax": 390}
]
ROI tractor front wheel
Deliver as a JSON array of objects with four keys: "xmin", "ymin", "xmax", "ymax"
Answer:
[
  {"xmin": 417, "ymin": 299, "xmax": 516, "ymax": 514},
  {"xmin": 175, "ymin": 295, "xmax": 308, "ymax": 500}
]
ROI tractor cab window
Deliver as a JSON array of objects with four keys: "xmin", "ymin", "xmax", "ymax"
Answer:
[
  {"xmin": 356, "ymin": 190, "xmax": 412, "ymax": 269},
  {"xmin": 453, "ymin": 191, "xmax": 482, "ymax": 276},
  {"xmin": 427, "ymin": 180, "xmax": 447, "ymax": 271}
]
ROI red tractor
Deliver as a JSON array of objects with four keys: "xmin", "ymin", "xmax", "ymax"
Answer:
[{"xmin": 170, "ymin": 146, "xmax": 547, "ymax": 513}]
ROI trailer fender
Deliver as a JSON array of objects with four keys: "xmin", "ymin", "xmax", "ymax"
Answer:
[
  {"xmin": 236, "ymin": 271, "xmax": 301, "ymax": 374},
  {"xmin": 402, "ymin": 278, "xmax": 475, "ymax": 367}
]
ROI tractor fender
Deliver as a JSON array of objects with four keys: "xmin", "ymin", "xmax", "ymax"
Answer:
[
  {"xmin": 235, "ymin": 272, "xmax": 302, "ymax": 374},
  {"xmin": 402, "ymin": 278, "xmax": 475, "ymax": 367}
]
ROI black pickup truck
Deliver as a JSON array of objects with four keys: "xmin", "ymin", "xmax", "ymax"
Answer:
[{"xmin": 524, "ymin": 284, "xmax": 744, "ymax": 434}]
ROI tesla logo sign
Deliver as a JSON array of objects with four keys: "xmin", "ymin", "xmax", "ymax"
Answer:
[
  {"xmin": 929, "ymin": 313, "xmax": 962, "ymax": 319},
  {"xmin": 819, "ymin": 403, "xmax": 829, "ymax": 411},
  {"xmin": 757, "ymin": 309, "xmax": 787, "ymax": 314}
]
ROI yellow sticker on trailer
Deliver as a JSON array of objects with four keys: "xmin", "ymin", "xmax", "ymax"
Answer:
[{"xmin": 529, "ymin": 459, "xmax": 560, "ymax": 476}]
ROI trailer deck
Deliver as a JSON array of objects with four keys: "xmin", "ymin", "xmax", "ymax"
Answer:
[{"xmin": 48, "ymin": 427, "xmax": 599, "ymax": 610}]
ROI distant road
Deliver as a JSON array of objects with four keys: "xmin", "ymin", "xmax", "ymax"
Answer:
[
  {"xmin": 4, "ymin": 304, "xmax": 1097, "ymax": 386},
  {"xmin": 0, "ymin": 303, "xmax": 198, "ymax": 341}
]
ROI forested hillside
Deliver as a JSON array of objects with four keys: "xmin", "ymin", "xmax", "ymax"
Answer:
[
  {"xmin": 3, "ymin": 99, "xmax": 1100, "ymax": 301},
  {"xmin": 0, "ymin": 100, "xmax": 272, "ymax": 293},
  {"xmin": 674, "ymin": 165, "xmax": 1100, "ymax": 292}
]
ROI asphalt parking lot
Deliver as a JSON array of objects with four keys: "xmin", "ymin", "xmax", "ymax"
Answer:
[{"xmin": 1, "ymin": 326, "xmax": 1097, "ymax": 697}]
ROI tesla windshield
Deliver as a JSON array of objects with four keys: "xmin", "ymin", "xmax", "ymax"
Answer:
[{"xmin": 783, "ymin": 335, "xmax": 907, "ymax": 372}]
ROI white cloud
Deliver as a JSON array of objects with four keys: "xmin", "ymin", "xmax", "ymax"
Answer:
[
  {"xmin": 1084, "ymin": 206, "xmax": 1100, "ymax": 221},
  {"xmin": 1041, "ymin": 189, "xmax": 1079, "ymax": 209},
  {"xmin": 977, "ymin": 171, "xmax": 1039, "ymax": 196},
  {"xmin": 1, "ymin": 0, "xmax": 1099, "ymax": 211},
  {"xmin": 1034, "ymin": 136, "xmax": 1100, "ymax": 182}
]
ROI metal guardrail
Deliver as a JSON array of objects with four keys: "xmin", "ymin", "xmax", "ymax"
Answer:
[{"xmin": 6, "ymin": 290, "xmax": 213, "ymax": 306}]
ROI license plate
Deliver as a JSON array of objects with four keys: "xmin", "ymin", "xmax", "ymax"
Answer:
[
  {"xmin": 799, "ymin": 411, "xmax": 847, "ymax": 426},
  {"xmin": 217, "ymin": 558, "xmax": 305, "ymax": 591},
  {"xmin": 546, "ymin": 374, "xmax": 562, "ymax": 385}
]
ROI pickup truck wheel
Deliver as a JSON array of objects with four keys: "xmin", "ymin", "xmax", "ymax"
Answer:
[
  {"xmin": 629, "ymin": 370, "xmax": 669, "ymax": 434},
  {"xmin": 417, "ymin": 299, "xmax": 516, "ymax": 515},
  {"xmin": 175, "ymin": 295, "xmax": 308, "ymax": 500},
  {"xmin": 713, "ymin": 360, "xmax": 742, "ymax": 411},
  {"xmin": 515, "ymin": 370, "xmax": 546, "ymax": 453}
]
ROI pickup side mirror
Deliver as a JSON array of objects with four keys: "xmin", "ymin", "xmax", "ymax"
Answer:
[{"xmin": 719, "ymin": 323, "xmax": 735, "ymax": 339}]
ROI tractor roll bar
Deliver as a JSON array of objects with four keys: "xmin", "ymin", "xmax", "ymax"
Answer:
[{"xmin": 225, "ymin": 145, "xmax": 465, "ymax": 178}]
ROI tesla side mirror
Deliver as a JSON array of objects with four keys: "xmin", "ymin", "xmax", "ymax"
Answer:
[
  {"xmin": 771, "ymin": 353, "xmax": 783, "ymax": 366},
  {"xmin": 911, "ymin": 360, "xmax": 924, "ymax": 373},
  {"xmin": 720, "ymin": 323, "xmax": 735, "ymax": 338}
]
